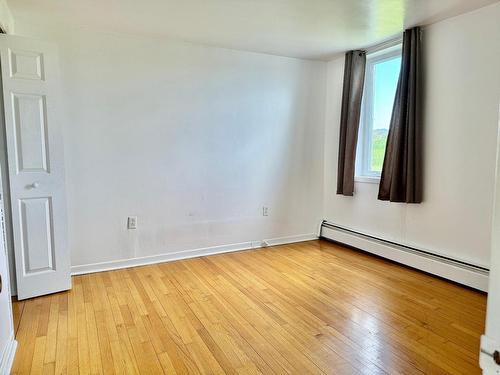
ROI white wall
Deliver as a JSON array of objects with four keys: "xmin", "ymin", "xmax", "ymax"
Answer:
[
  {"xmin": 12, "ymin": 3, "xmax": 500, "ymax": 273},
  {"xmin": 12, "ymin": 25, "xmax": 326, "ymax": 268},
  {"xmin": 324, "ymin": 2, "xmax": 500, "ymax": 269},
  {"xmin": 0, "ymin": 0, "xmax": 13, "ymax": 34}
]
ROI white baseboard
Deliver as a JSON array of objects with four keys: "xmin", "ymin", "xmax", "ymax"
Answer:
[
  {"xmin": 0, "ymin": 335, "xmax": 17, "ymax": 375},
  {"xmin": 71, "ymin": 233, "xmax": 318, "ymax": 276},
  {"xmin": 321, "ymin": 223, "xmax": 489, "ymax": 292}
]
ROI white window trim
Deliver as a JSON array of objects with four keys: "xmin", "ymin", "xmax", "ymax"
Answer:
[
  {"xmin": 355, "ymin": 43, "xmax": 402, "ymax": 181},
  {"xmin": 354, "ymin": 175, "xmax": 381, "ymax": 184}
]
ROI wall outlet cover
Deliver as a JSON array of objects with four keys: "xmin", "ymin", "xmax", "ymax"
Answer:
[{"xmin": 127, "ymin": 216, "xmax": 137, "ymax": 229}]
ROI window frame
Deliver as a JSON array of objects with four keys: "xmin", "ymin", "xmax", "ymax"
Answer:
[{"xmin": 356, "ymin": 43, "xmax": 402, "ymax": 181}]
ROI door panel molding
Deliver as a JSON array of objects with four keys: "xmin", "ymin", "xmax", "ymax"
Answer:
[
  {"xmin": 8, "ymin": 48, "xmax": 45, "ymax": 81},
  {"xmin": 12, "ymin": 93, "xmax": 50, "ymax": 173},
  {"xmin": 19, "ymin": 197, "xmax": 55, "ymax": 275}
]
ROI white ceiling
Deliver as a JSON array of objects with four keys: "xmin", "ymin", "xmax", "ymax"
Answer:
[{"xmin": 8, "ymin": 0, "xmax": 499, "ymax": 60}]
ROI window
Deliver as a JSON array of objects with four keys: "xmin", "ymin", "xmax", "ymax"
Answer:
[{"xmin": 356, "ymin": 44, "xmax": 402, "ymax": 179}]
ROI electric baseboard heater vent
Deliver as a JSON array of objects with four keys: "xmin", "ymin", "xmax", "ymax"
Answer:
[{"xmin": 320, "ymin": 220, "xmax": 489, "ymax": 292}]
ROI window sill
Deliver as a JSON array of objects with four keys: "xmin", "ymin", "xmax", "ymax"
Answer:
[{"xmin": 355, "ymin": 176, "xmax": 380, "ymax": 184}]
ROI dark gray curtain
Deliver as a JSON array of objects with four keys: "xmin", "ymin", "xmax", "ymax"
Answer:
[
  {"xmin": 337, "ymin": 50, "xmax": 366, "ymax": 196},
  {"xmin": 378, "ymin": 27, "xmax": 423, "ymax": 203}
]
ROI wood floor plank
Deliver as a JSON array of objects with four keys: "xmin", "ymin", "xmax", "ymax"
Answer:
[
  {"xmin": 12, "ymin": 298, "xmax": 25, "ymax": 336},
  {"xmin": 12, "ymin": 240, "xmax": 487, "ymax": 374}
]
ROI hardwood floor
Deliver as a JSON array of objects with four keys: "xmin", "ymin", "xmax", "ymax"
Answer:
[{"xmin": 11, "ymin": 240, "xmax": 486, "ymax": 374}]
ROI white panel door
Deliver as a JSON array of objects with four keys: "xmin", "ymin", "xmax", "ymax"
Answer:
[{"xmin": 0, "ymin": 35, "xmax": 70, "ymax": 300}]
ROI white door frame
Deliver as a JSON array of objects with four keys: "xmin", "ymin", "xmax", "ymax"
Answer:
[
  {"xmin": 0, "ymin": 162, "xmax": 17, "ymax": 375},
  {"xmin": 481, "ymin": 103, "xmax": 500, "ymax": 374},
  {"xmin": 0, "ymin": 63, "xmax": 16, "ymax": 296}
]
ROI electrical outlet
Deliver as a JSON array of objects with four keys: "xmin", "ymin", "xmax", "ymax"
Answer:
[
  {"xmin": 127, "ymin": 216, "xmax": 137, "ymax": 229},
  {"xmin": 262, "ymin": 206, "xmax": 269, "ymax": 216}
]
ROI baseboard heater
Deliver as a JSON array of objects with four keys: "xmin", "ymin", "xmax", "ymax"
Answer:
[{"xmin": 320, "ymin": 220, "xmax": 489, "ymax": 292}]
